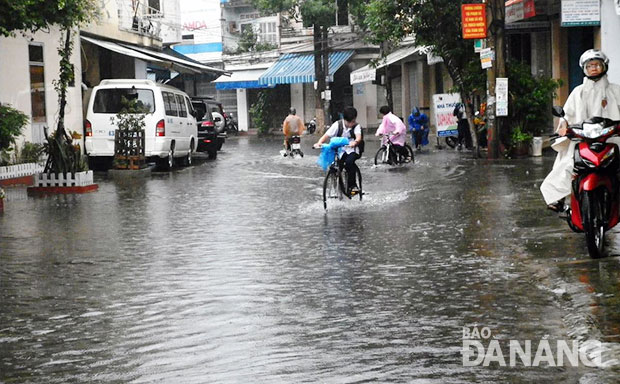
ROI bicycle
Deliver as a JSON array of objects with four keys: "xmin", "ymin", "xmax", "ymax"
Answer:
[
  {"xmin": 374, "ymin": 135, "xmax": 414, "ymax": 165},
  {"xmin": 316, "ymin": 145, "xmax": 362, "ymax": 210}
]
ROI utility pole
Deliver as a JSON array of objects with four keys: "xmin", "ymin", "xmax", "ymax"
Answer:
[{"xmin": 485, "ymin": 0, "xmax": 505, "ymax": 159}]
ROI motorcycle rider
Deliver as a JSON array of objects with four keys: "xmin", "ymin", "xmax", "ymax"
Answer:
[
  {"xmin": 282, "ymin": 107, "xmax": 305, "ymax": 155},
  {"xmin": 376, "ymin": 105, "xmax": 409, "ymax": 160},
  {"xmin": 541, "ymin": 49, "xmax": 620, "ymax": 211}
]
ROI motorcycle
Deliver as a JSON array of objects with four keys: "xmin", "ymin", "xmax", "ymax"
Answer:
[
  {"xmin": 281, "ymin": 135, "xmax": 304, "ymax": 158},
  {"xmin": 224, "ymin": 112, "xmax": 238, "ymax": 135},
  {"xmin": 307, "ymin": 117, "xmax": 317, "ymax": 134},
  {"xmin": 552, "ymin": 106, "xmax": 620, "ymax": 259}
]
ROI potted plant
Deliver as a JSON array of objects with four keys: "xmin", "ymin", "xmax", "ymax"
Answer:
[{"xmin": 510, "ymin": 125, "xmax": 533, "ymax": 157}]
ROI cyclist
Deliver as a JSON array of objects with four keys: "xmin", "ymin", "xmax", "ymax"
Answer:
[
  {"xmin": 376, "ymin": 105, "xmax": 409, "ymax": 160},
  {"xmin": 282, "ymin": 107, "xmax": 305, "ymax": 155},
  {"xmin": 313, "ymin": 106, "xmax": 363, "ymax": 195}
]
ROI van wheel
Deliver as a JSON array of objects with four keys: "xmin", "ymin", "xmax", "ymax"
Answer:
[
  {"xmin": 157, "ymin": 149, "xmax": 174, "ymax": 171},
  {"xmin": 207, "ymin": 149, "xmax": 217, "ymax": 159}
]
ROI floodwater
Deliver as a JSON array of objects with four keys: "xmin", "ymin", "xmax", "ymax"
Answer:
[{"xmin": 1, "ymin": 135, "xmax": 620, "ymax": 383}]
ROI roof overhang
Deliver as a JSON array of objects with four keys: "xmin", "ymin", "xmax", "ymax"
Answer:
[{"xmin": 350, "ymin": 45, "xmax": 422, "ymax": 85}]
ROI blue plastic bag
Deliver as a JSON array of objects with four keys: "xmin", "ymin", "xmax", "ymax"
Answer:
[{"xmin": 316, "ymin": 137, "xmax": 350, "ymax": 170}]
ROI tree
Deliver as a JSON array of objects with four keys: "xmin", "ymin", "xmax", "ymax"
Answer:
[
  {"xmin": 357, "ymin": 0, "xmax": 486, "ymax": 157},
  {"xmin": 0, "ymin": 0, "xmax": 99, "ymax": 173},
  {"xmin": 252, "ymin": 0, "xmax": 345, "ymax": 131}
]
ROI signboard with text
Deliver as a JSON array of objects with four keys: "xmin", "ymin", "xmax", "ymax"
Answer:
[
  {"xmin": 433, "ymin": 93, "xmax": 460, "ymax": 137},
  {"xmin": 505, "ymin": 0, "xmax": 536, "ymax": 24},
  {"xmin": 561, "ymin": 0, "xmax": 600, "ymax": 26},
  {"xmin": 462, "ymin": 4, "xmax": 487, "ymax": 39},
  {"xmin": 496, "ymin": 78, "xmax": 508, "ymax": 116}
]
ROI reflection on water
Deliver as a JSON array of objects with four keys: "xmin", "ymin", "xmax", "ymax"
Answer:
[{"xmin": 1, "ymin": 137, "xmax": 619, "ymax": 382}]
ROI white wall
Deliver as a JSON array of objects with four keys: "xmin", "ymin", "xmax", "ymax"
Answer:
[
  {"xmin": 236, "ymin": 88, "xmax": 249, "ymax": 131},
  {"xmin": 0, "ymin": 27, "xmax": 83, "ymax": 147},
  {"xmin": 290, "ymin": 83, "xmax": 305, "ymax": 122},
  {"xmin": 601, "ymin": 0, "xmax": 620, "ymax": 84}
]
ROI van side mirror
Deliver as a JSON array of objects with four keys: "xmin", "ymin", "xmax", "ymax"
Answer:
[{"xmin": 552, "ymin": 106, "xmax": 565, "ymax": 118}]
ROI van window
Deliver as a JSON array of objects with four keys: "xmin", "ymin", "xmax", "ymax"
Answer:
[
  {"xmin": 176, "ymin": 94, "xmax": 188, "ymax": 117},
  {"xmin": 163, "ymin": 92, "xmax": 178, "ymax": 116},
  {"xmin": 93, "ymin": 88, "xmax": 155, "ymax": 113},
  {"xmin": 184, "ymin": 96, "xmax": 194, "ymax": 117}
]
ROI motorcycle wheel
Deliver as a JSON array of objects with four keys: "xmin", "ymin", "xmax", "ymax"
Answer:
[
  {"xmin": 581, "ymin": 190, "xmax": 606, "ymax": 259},
  {"xmin": 445, "ymin": 136, "xmax": 458, "ymax": 149}
]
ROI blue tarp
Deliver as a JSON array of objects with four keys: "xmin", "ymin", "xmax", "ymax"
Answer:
[{"xmin": 316, "ymin": 137, "xmax": 350, "ymax": 170}]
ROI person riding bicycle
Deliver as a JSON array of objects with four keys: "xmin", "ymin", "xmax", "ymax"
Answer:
[
  {"xmin": 314, "ymin": 106, "xmax": 363, "ymax": 195},
  {"xmin": 282, "ymin": 107, "xmax": 305, "ymax": 155},
  {"xmin": 377, "ymin": 105, "xmax": 410, "ymax": 160}
]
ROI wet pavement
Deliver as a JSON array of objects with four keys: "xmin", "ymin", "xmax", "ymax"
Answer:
[{"xmin": 1, "ymin": 135, "xmax": 620, "ymax": 383}]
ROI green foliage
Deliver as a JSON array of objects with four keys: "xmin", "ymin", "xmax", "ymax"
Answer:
[
  {"xmin": 250, "ymin": 92, "xmax": 270, "ymax": 135},
  {"xmin": 236, "ymin": 28, "xmax": 277, "ymax": 53},
  {"xmin": 17, "ymin": 142, "xmax": 45, "ymax": 164},
  {"xmin": 510, "ymin": 125, "xmax": 533, "ymax": 145},
  {"xmin": 44, "ymin": 128, "xmax": 87, "ymax": 175},
  {"xmin": 507, "ymin": 61, "xmax": 562, "ymax": 136},
  {"xmin": 0, "ymin": 0, "xmax": 100, "ymax": 37},
  {"xmin": 111, "ymin": 97, "xmax": 147, "ymax": 169},
  {"xmin": 250, "ymin": 88, "xmax": 290, "ymax": 135},
  {"xmin": 0, "ymin": 104, "xmax": 29, "ymax": 151}
]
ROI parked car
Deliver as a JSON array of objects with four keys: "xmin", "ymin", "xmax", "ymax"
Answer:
[
  {"xmin": 84, "ymin": 79, "xmax": 197, "ymax": 170},
  {"xmin": 191, "ymin": 97, "xmax": 226, "ymax": 151},
  {"xmin": 192, "ymin": 107, "xmax": 219, "ymax": 159}
]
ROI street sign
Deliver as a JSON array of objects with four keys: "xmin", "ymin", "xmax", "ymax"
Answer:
[
  {"xmin": 480, "ymin": 48, "xmax": 494, "ymax": 69},
  {"xmin": 561, "ymin": 0, "xmax": 600, "ymax": 27},
  {"xmin": 461, "ymin": 4, "xmax": 487, "ymax": 39},
  {"xmin": 496, "ymin": 78, "xmax": 508, "ymax": 116},
  {"xmin": 474, "ymin": 39, "xmax": 486, "ymax": 53},
  {"xmin": 432, "ymin": 93, "xmax": 460, "ymax": 137},
  {"xmin": 322, "ymin": 90, "xmax": 332, "ymax": 101}
]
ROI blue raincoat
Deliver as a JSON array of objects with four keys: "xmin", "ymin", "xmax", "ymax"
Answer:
[
  {"xmin": 316, "ymin": 137, "xmax": 350, "ymax": 170},
  {"xmin": 408, "ymin": 107, "xmax": 430, "ymax": 147}
]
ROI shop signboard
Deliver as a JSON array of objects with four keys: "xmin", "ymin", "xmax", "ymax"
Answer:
[{"xmin": 433, "ymin": 93, "xmax": 460, "ymax": 137}]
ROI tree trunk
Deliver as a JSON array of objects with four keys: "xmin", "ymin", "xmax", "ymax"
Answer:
[{"xmin": 486, "ymin": 0, "xmax": 506, "ymax": 159}]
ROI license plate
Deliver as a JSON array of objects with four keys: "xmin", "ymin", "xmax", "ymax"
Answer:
[{"xmin": 292, "ymin": 143, "xmax": 301, "ymax": 149}]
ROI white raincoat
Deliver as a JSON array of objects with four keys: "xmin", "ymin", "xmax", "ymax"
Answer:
[{"xmin": 540, "ymin": 75, "xmax": 620, "ymax": 204}]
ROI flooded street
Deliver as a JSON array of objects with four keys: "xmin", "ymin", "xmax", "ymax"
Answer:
[{"xmin": 2, "ymin": 135, "xmax": 620, "ymax": 383}]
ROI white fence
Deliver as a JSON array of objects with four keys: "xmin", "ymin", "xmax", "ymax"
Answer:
[
  {"xmin": 35, "ymin": 171, "xmax": 94, "ymax": 187},
  {"xmin": 0, "ymin": 163, "xmax": 44, "ymax": 180}
]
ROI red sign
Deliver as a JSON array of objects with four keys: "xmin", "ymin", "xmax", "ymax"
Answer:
[
  {"xmin": 505, "ymin": 0, "xmax": 536, "ymax": 23},
  {"xmin": 462, "ymin": 4, "xmax": 487, "ymax": 39}
]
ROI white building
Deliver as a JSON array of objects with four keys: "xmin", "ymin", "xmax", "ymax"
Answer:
[{"xmin": 0, "ymin": 28, "xmax": 83, "ymax": 146}]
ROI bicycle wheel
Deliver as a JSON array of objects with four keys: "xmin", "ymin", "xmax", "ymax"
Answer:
[
  {"xmin": 374, "ymin": 146, "xmax": 388, "ymax": 165},
  {"xmin": 340, "ymin": 165, "xmax": 362, "ymax": 200},
  {"xmin": 354, "ymin": 166, "xmax": 362, "ymax": 201},
  {"xmin": 402, "ymin": 144, "xmax": 415, "ymax": 164},
  {"xmin": 322, "ymin": 168, "xmax": 340, "ymax": 210}
]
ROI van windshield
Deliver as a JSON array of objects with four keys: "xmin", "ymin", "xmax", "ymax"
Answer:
[{"xmin": 93, "ymin": 88, "xmax": 155, "ymax": 113}]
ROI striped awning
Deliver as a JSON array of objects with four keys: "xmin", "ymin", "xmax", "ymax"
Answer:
[
  {"xmin": 213, "ymin": 68, "xmax": 274, "ymax": 90},
  {"xmin": 258, "ymin": 50, "xmax": 354, "ymax": 86}
]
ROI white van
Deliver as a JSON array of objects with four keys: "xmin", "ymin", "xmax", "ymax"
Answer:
[{"xmin": 84, "ymin": 79, "xmax": 197, "ymax": 170}]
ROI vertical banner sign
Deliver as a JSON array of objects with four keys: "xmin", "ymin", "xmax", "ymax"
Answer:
[
  {"xmin": 561, "ymin": 0, "xmax": 601, "ymax": 26},
  {"xmin": 480, "ymin": 48, "xmax": 494, "ymax": 69},
  {"xmin": 496, "ymin": 78, "xmax": 509, "ymax": 116},
  {"xmin": 433, "ymin": 93, "xmax": 461, "ymax": 137},
  {"xmin": 462, "ymin": 4, "xmax": 487, "ymax": 39}
]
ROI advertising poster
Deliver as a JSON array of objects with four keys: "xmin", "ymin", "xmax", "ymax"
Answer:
[
  {"xmin": 433, "ymin": 93, "xmax": 461, "ymax": 137},
  {"xmin": 561, "ymin": 0, "xmax": 600, "ymax": 26}
]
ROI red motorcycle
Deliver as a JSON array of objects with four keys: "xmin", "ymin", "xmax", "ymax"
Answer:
[{"xmin": 553, "ymin": 106, "xmax": 620, "ymax": 258}]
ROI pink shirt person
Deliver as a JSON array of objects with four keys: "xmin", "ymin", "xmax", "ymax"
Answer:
[{"xmin": 375, "ymin": 111, "xmax": 406, "ymax": 146}]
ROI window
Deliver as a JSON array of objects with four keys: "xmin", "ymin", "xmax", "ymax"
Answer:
[
  {"xmin": 92, "ymin": 89, "xmax": 155, "ymax": 113},
  {"xmin": 163, "ymin": 92, "xmax": 178, "ymax": 116},
  {"xmin": 29, "ymin": 44, "xmax": 46, "ymax": 123},
  {"xmin": 257, "ymin": 22, "xmax": 277, "ymax": 44},
  {"xmin": 176, "ymin": 94, "xmax": 187, "ymax": 117}
]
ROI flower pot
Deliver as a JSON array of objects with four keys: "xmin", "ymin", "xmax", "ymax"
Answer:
[{"xmin": 511, "ymin": 141, "xmax": 531, "ymax": 157}]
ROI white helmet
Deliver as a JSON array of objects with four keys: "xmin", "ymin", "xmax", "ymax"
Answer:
[{"xmin": 579, "ymin": 49, "xmax": 609, "ymax": 78}]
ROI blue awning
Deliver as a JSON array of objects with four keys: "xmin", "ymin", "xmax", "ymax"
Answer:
[
  {"xmin": 258, "ymin": 50, "xmax": 354, "ymax": 86},
  {"xmin": 213, "ymin": 68, "xmax": 274, "ymax": 90}
]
